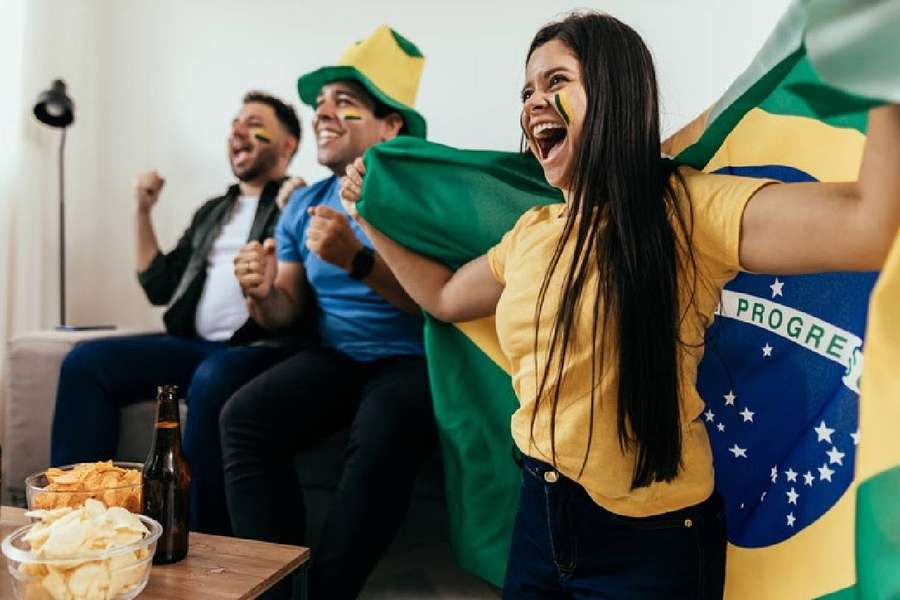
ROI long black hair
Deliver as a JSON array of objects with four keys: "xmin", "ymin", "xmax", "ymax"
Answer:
[{"xmin": 527, "ymin": 12, "xmax": 698, "ymax": 489}]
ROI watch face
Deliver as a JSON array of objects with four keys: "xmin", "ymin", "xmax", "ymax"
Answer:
[{"xmin": 351, "ymin": 247, "xmax": 375, "ymax": 280}]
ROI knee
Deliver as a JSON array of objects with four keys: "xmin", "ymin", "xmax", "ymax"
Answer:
[
  {"xmin": 218, "ymin": 388, "xmax": 255, "ymax": 440},
  {"xmin": 59, "ymin": 341, "xmax": 107, "ymax": 381},
  {"xmin": 189, "ymin": 359, "xmax": 230, "ymax": 403}
]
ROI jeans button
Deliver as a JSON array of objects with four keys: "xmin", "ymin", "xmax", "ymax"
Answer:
[
  {"xmin": 544, "ymin": 471, "xmax": 559, "ymax": 483},
  {"xmin": 684, "ymin": 518, "xmax": 693, "ymax": 528}
]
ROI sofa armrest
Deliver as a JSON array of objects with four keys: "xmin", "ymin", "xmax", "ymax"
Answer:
[{"xmin": 2, "ymin": 329, "xmax": 159, "ymax": 505}]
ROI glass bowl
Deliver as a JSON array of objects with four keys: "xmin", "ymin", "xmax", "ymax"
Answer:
[
  {"xmin": 25, "ymin": 462, "xmax": 143, "ymax": 513},
  {"xmin": 2, "ymin": 514, "xmax": 162, "ymax": 600}
]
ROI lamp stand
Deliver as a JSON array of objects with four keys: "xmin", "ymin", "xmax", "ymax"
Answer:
[{"xmin": 53, "ymin": 128, "xmax": 115, "ymax": 332}]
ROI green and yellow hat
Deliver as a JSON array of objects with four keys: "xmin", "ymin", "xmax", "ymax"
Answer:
[{"xmin": 297, "ymin": 25, "xmax": 427, "ymax": 138}]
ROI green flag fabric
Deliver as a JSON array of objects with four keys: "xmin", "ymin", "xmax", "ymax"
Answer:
[{"xmin": 359, "ymin": 141, "xmax": 560, "ymax": 585}]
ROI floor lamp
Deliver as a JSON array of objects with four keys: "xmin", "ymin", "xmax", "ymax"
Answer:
[{"xmin": 33, "ymin": 79, "xmax": 114, "ymax": 331}]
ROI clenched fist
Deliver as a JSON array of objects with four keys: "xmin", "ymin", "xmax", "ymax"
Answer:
[
  {"xmin": 306, "ymin": 205, "xmax": 363, "ymax": 272},
  {"xmin": 234, "ymin": 238, "xmax": 277, "ymax": 301},
  {"xmin": 135, "ymin": 171, "xmax": 165, "ymax": 214}
]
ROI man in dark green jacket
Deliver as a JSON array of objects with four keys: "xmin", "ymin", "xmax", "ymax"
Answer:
[{"xmin": 50, "ymin": 91, "xmax": 304, "ymax": 536}]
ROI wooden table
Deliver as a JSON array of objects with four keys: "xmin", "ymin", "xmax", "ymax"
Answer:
[{"xmin": 0, "ymin": 506, "xmax": 309, "ymax": 599}]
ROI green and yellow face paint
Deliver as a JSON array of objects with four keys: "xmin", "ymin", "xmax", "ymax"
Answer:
[
  {"xmin": 252, "ymin": 128, "xmax": 273, "ymax": 143},
  {"xmin": 553, "ymin": 91, "xmax": 572, "ymax": 125},
  {"xmin": 340, "ymin": 110, "xmax": 363, "ymax": 122}
]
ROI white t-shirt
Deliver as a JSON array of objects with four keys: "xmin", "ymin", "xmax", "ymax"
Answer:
[{"xmin": 194, "ymin": 195, "xmax": 257, "ymax": 341}]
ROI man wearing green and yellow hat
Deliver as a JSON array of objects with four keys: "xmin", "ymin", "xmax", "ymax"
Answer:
[{"xmin": 221, "ymin": 26, "xmax": 435, "ymax": 600}]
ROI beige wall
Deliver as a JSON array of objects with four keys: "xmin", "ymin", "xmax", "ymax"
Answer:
[{"xmin": 8, "ymin": 0, "xmax": 790, "ymax": 332}]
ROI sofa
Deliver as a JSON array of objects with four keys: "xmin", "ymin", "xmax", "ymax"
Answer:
[{"xmin": 2, "ymin": 330, "xmax": 444, "ymax": 541}]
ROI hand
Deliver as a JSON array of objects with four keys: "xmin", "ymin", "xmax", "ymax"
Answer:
[
  {"xmin": 136, "ymin": 171, "xmax": 165, "ymax": 213},
  {"xmin": 275, "ymin": 176, "xmax": 307, "ymax": 210},
  {"xmin": 340, "ymin": 158, "xmax": 366, "ymax": 218},
  {"xmin": 306, "ymin": 205, "xmax": 363, "ymax": 271},
  {"xmin": 234, "ymin": 238, "xmax": 277, "ymax": 301}
]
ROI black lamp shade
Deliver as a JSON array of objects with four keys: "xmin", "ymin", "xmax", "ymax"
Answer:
[{"xmin": 33, "ymin": 79, "xmax": 74, "ymax": 128}]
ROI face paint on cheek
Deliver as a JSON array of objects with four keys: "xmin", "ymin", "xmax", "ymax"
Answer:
[
  {"xmin": 340, "ymin": 110, "xmax": 363, "ymax": 122},
  {"xmin": 252, "ymin": 128, "xmax": 273, "ymax": 143},
  {"xmin": 553, "ymin": 92, "xmax": 572, "ymax": 125}
]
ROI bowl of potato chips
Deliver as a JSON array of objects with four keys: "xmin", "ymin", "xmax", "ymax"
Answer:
[
  {"xmin": 26, "ymin": 462, "xmax": 143, "ymax": 513},
  {"xmin": 2, "ymin": 499, "xmax": 162, "ymax": 600}
]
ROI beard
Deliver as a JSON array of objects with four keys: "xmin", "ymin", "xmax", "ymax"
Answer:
[{"xmin": 232, "ymin": 145, "xmax": 279, "ymax": 182}]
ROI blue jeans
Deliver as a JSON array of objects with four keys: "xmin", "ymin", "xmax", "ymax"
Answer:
[
  {"xmin": 50, "ymin": 334, "xmax": 295, "ymax": 535},
  {"xmin": 503, "ymin": 456, "xmax": 726, "ymax": 599}
]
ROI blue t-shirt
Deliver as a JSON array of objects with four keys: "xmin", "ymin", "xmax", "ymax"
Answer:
[{"xmin": 275, "ymin": 176, "xmax": 423, "ymax": 361}]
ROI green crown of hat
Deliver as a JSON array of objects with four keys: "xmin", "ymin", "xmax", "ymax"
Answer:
[{"xmin": 298, "ymin": 25, "xmax": 427, "ymax": 138}]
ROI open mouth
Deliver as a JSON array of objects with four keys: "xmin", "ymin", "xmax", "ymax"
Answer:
[
  {"xmin": 531, "ymin": 122, "xmax": 567, "ymax": 161},
  {"xmin": 316, "ymin": 128, "xmax": 342, "ymax": 147},
  {"xmin": 231, "ymin": 143, "xmax": 253, "ymax": 164}
]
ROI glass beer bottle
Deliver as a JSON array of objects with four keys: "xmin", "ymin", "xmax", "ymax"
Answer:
[{"xmin": 142, "ymin": 384, "xmax": 191, "ymax": 564}]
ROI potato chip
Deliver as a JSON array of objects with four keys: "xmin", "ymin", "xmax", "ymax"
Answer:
[
  {"xmin": 17, "ymin": 501, "xmax": 152, "ymax": 600},
  {"xmin": 31, "ymin": 462, "xmax": 142, "ymax": 511}
]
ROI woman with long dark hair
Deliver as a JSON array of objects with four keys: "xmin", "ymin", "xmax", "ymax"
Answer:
[{"xmin": 340, "ymin": 12, "xmax": 900, "ymax": 598}]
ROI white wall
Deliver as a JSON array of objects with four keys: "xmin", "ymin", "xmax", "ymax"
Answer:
[{"xmin": 15, "ymin": 0, "xmax": 791, "ymax": 330}]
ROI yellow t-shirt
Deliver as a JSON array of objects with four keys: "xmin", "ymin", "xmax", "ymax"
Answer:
[{"xmin": 486, "ymin": 166, "xmax": 772, "ymax": 517}]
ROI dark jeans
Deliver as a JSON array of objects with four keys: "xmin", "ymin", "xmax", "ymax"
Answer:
[
  {"xmin": 220, "ymin": 348, "xmax": 436, "ymax": 600},
  {"xmin": 50, "ymin": 334, "xmax": 294, "ymax": 535},
  {"xmin": 503, "ymin": 456, "xmax": 726, "ymax": 600}
]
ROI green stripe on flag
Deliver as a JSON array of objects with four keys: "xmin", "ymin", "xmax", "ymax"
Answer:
[
  {"xmin": 855, "ymin": 465, "xmax": 900, "ymax": 599},
  {"xmin": 424, "ymin": 321, "xmax": 521, "ymax": 586},
  {"xmin": 814, "ymin": 465, "xmax": 900, "ymax": 600},
  {"xmin": 677, "ymin": 51, "xmax": 873, "ymax": 171},
  {"xmin": 677, "ymin": 49, "xmax": 804, "ymax": 169}
]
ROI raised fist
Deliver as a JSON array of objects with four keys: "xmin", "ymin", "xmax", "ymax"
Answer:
[{"xmin": 135, "ymin": 171, "xmax": 165, "ymax": 213}]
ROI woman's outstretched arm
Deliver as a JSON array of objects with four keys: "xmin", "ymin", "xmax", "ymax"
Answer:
[{"xmin": 740, "ymin": 104, "xmax": 900, "ymax": 274}]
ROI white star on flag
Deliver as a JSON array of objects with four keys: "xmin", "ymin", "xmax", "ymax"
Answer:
[
  {"xmin": 717, "ymin": 422, "xmax": 726, "ymax": 432},
  {"xmin": 818, "ymin": 463, "xmax": 835, "ymax": 482},
  {"xmin": 785, "ymin": 468, "xmax": 798, "ymax": 483},
  {"xmin": 803, "ymin": 471, "xmax": 815, "ymax": 487},
  {"xmin": 787, "ymin": 512, "xmax": 796, "ymax": 527},
  {"xmin": 770, "ymin": 278, "xmax": 784, "ymax": 298},
  {"xmin": 704, "ymin": 409, "xmax": 715, "ymax": 422},
  {"xmin": 761, "ymin": 491, "xmax": 767, "ymax": 502},
  {"xmin": 729, "ymin": 444, "xmax": 748, "ymax": 458},
  {"xmin": 850, "ymin": 430, "xmax": 860, "ymax": 445},
  {"xmin": 786, "ymin": 487, "xmax": 799, "ymax": 505},
  {"xmin": 827, "ymin": 446, "xmax": 846, "ymax": 466},
  {"xmin": 740, "ymin": 407, "xmax": 755, "ymax": 422},
  {"xmin": 814, "ymin": 421, "xmax": 835, "ymax": 443},
  {"xmin": 723, "ymin": 390, "xmax": 736, "ymax": 406},
  {"xmin": 770, "ymin": 465, "xmax": 778, "ymax": 483},
  {"xmin": 762, "ymin": 343, "xmax": 773, "ymax": 357}
]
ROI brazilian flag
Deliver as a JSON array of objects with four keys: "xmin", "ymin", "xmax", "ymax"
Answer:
[{"xmin": 357, "ymin": 1, "xmax": 900, "ymax": 596}]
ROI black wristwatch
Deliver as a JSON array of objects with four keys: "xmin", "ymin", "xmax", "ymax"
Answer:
[{"xmin": 349, "ymin": 246, "xmax": 375, "ymax": 280}]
